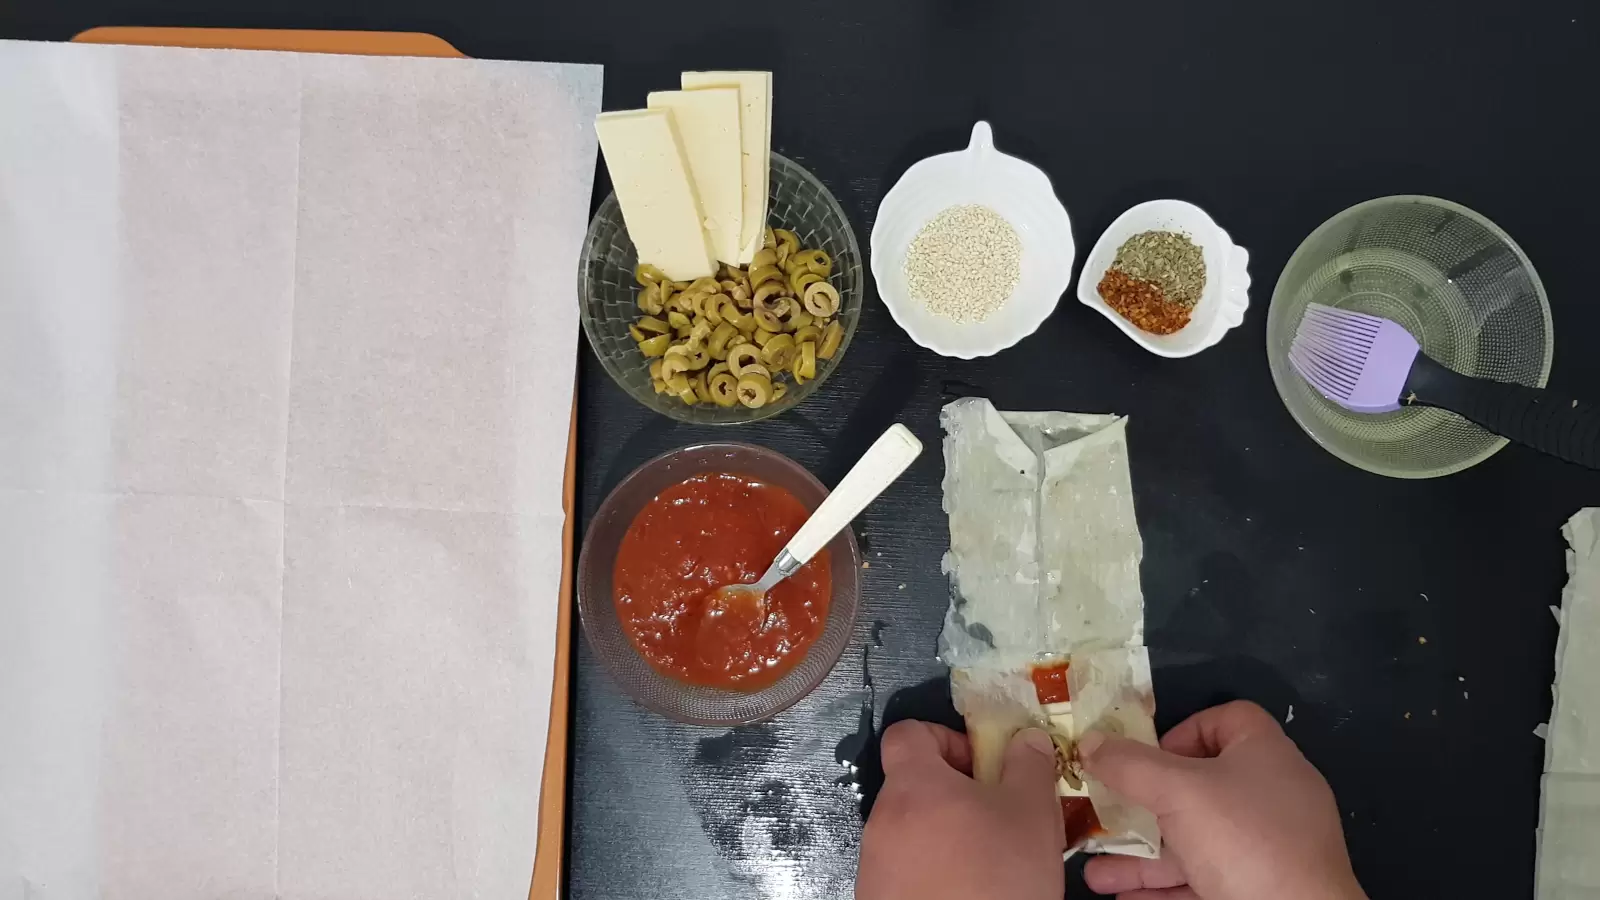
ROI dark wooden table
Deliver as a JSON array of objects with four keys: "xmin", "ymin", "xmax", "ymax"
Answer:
[{"xmin": 9, "ymin": 2, "xmax": 1600, "ymax": 897}]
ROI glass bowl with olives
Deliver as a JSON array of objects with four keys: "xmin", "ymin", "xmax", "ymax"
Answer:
[{"xmin": 579, "ymin": 152, "xmax": 863, "ymax": 423}]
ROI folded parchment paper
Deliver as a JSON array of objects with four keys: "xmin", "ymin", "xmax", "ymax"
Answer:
[
  {"xmin": 1536, "ymin": 508, "xmax": 1600, "ymax": 899},
  {"xmin": 0, "ymin": 40, "xmax": 601, "ymax": 900},
  {"xmin": 939, "ymin": 398, "xmax": 1159, "ymax": 858}
]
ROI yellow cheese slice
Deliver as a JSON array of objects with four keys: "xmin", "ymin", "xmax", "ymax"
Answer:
[
  {"xmin": 681, "ymin": 71, "xmax": 771, "ymax": 265},
  {"xmin": 646, "ymin": 88, "xmax": 744, "ymax": 265},
  {"xmin": 593, "ymin": 109, "xmax": 717, "ymax": 282}
]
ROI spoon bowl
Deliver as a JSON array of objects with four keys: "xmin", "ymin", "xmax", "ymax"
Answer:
[{"xmin": 707, "ymin": 424, "xmax": 923, "ymax": 623}]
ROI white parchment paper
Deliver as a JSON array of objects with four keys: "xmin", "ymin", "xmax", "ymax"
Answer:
[{"xmin": 0, "ymin": 40, "xmax": 602, "ymax": 900}]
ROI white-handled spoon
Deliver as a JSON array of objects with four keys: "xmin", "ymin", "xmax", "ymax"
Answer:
[{"xmin": 713, "ymin": 424, "xmax": 923, "ymax": 616}]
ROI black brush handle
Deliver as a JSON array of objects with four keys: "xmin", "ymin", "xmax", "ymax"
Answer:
[{"xmin": 1405, "ymin": 353, "xmax": 1600, "ymax": 470}]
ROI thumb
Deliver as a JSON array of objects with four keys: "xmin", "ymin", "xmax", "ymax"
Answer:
[
  {"xmin": 999, "ymin": 727, "xmax": 1059, "ymax": 790},
  {"xmin": 1077, "ymin": 731, "xmax": 1198, "ymax": 816}
]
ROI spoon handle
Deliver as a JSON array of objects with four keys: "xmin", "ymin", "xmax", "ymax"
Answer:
[{"xmin": 783, "ymin": 424, "xmax": 923, "ymax": 565}]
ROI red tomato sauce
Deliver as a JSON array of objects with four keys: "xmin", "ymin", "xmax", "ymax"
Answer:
[
  {"xmin": 1030, "ymin": 660, "xmax": 1105, "ymax": 846},
  {"xmin": 1062, "ymin": 797, "xmax": 1102, "ymax": 848},
  {"xmin": 1030, "ymin": 661, "xmax": 1072, "ymax": 705},
  {"xmin": 612, "ymin": 472, "xmax": 831, "ymax": 691}
]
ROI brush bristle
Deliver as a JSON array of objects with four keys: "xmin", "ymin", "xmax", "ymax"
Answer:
[{"xmin": 1290, "ymin": 304, "xmax": 1382, "ymax": 400}]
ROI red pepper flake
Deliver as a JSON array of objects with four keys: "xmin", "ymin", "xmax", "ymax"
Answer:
[{"xmin": 1098, "ymin": 268, "xmax": 1191, "ymax": 336}]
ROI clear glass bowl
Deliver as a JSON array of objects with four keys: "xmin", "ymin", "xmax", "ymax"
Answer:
[
  {"xmin": 578, "ymin": 152, "xmax": 863, "ymax": 423},
  {"xmin": 1267, "ymin": 196, "xmax": 1552, "ymax": 479},
  {"xmin": 576, "ymin": 442, "xmax": 862, "ymax": 725}
]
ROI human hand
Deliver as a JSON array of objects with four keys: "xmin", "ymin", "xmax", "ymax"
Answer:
[
  {"xmin": 856, "ymin": 720, "xmax": 1063, "ymax": 900},
  {"xmin": 1079, "ymin": 700, "xmax": 1366, "ymax": 900}
]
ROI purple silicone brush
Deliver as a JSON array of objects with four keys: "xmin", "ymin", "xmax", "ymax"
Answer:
[{"xmin": 1290, "ymin": 303, "xmax": 1600, "ymax": 470}]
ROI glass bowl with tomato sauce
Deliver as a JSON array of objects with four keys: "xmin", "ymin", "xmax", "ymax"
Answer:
[{"xmin": 577, "ymin": 442, "xmax": 862, "ymax": 725}]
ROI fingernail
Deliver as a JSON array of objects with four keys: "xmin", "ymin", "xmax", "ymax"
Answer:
[
  {"xmin": 1077, "ymin": 730, "xmax": 1105, "ymax": 757},
  {"xmin": 1020, "ymin": 727, "xmax": 1055, "ymax": 756}
]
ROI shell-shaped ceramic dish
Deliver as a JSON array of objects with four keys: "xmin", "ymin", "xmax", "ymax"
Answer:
[
  {"xmin": 1077, "ymin": 199, "xmax": 1251, "ymax": 358},
  {"xmin": 870, "ymin": 122, "xmax": 1074, "ymax": 359}
]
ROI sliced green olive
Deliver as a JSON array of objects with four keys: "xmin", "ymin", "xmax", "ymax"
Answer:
[
  {"xmin": 762, "ymin": 333, "xmax": 797, "ymax": 369},
  {"xmin": 793, "ymin": 340, "xmax": 817, "ymax": 382},
  {"xmin": 804, "ymin": 281, "xmax": 841, "ymax": 317},
  {"xmin": 630, "ymin": 230, "xmax": 845, "ymax": 388},
  {"xmin": 638, "ymin": 283, "xmax": 663, "ymax": 315},
  {"xmin": 638, "ymin": 334, "xmax": 672, "ymax": 357},
  {"xmin": 748, "ymin": 264, "xmax": 784, "ymax": 287},
  {"xmin": 708, "ymin": 322, "xmax": 738, "ymax": 359},
  {"xmin": 701, "ymin": 294, "xmax": 724, "ymax": 325},
  {"xmin": 736, "ymin": 373, "xmax": 774, "ymax": 409},
  {"xmin": 660, "ymin": 353, "xmax": 691, "ymax": 380},
  {"xmin": 687, "ymin": 319, "xmax": 714, "ymax": 350},
  {"xmin": 727, "ymin": 344, "xmax": 762, "ymax": 376},
  {"xmin": 774, "ymin": 229, "xmax": 800, "ymax": 256},
  {"xmin": 818, "ymin": 320, "xmax": 844, "ymax": 360},
  {"xmin": 792, "ymin": 249, "xmax": 832, "ymax": 278},
  {"xmin": 709, "ymin": 372, "xmax": 740, "ymax": 407},
  {"xmin": 790, "ymin": 249, "xmax": 826, "ymax": 270},
  {"xmin": 789, "ymin": 272, "xmax": 822, "ymax": 298},
  {"xmin": 754, "ymin": 308, "xmax": 783, "ymax": 332},
  {"xmin": 752, "ymin": 281, "xmax": 788, "ymax": 308}
]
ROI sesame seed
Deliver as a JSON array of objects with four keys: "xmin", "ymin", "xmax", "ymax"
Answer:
[{"xmin": 903, "ymin": 204, "xmax": 1021, "ymax": 323}]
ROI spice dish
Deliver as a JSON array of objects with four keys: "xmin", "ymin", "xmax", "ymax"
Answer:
[
  {"xmin": 1077, "ymin": 199, "xmax": 1251, "ymax": 358},
  {"xmin": 871, "ymin": 121, "xmax": 1075, "ymax": 359}
]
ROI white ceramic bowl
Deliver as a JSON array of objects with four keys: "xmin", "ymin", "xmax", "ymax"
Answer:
[
  {"xmin": 870, "ymin": 121, "xmax": 1074, "ymax": 359},
  {"xmin": 1077, "ymin": 199, "xmax": 1251, "ymax": 358}
]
